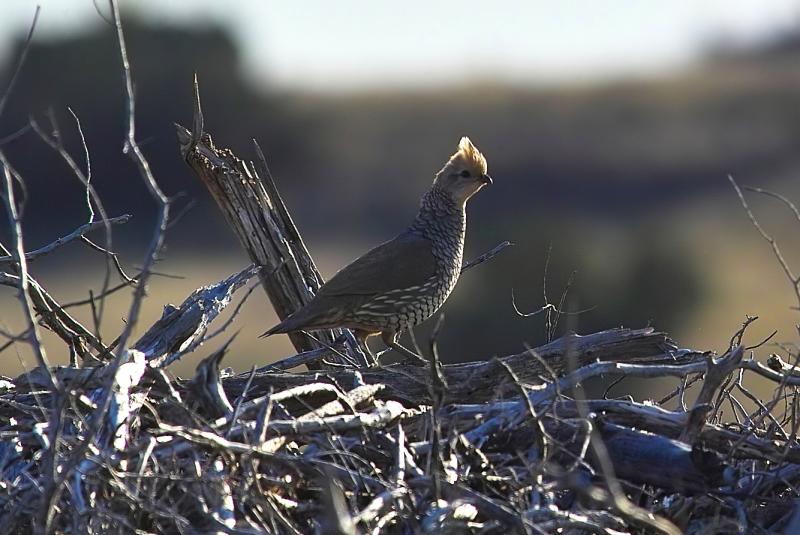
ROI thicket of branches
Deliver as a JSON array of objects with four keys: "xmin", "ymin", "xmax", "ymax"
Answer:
[{"xmin": 3, "ymin": 5, "xmax": 800, "ymax": 535}]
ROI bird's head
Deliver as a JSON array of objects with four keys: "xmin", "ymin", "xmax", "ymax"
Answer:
[{"xmin": 433, "ymin": 137, "xmax": 492, "ymax": 206}]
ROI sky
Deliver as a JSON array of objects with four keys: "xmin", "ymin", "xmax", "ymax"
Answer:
[{"xmin": 1, "ymin": 0, "xmax": 799, "ymax": 90}]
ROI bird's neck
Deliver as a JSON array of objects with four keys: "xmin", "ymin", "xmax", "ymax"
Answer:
[{"xmin": 410, "ymin": 187, "xmax": 466, "ymax": 244}]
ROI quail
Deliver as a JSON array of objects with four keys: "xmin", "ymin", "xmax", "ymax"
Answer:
[{"xmin": 262, "ymin": 137, "xmax": 492, "ymax": 362}]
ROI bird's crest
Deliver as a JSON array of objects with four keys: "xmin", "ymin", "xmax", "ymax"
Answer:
[{"xmin": 440, "ymin": 136, "xmax": 487, "ymax": 176}]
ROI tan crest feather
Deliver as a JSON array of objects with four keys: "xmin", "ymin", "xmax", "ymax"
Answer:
[{"xmin": 451, "ymin": 136, "xmax": 487, "ymax": 175}]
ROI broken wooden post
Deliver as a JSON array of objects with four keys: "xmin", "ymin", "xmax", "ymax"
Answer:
[{"xmin": 175, "ymin": 78, "xmax": 368, "ymax": 368}]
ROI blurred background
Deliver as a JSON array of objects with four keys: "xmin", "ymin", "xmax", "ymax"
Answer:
[{"xmin": 2, "ymin": 1, "xmax": 800, "ymax": 383}]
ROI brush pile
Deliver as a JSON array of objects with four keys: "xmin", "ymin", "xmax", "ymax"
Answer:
[
  {"xmin": 2, "ymin": 293, "xmax": 800, "ymax": 534},
  {"xmin": 3, "ymin": 7, "xmax": 800, "ymax": 532}
]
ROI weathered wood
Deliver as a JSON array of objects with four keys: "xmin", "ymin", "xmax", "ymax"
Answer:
[
  {"xmin": 445, "ymin": 396, "xmax": 800, "ymax": 465},
  {"xmin": 5, "ymin": 321, "xmax": 799, "ymax": 533},
  {"xmin": 576, "ymin": 422, "xmax": 727, "ymax": 492},
  {"xmin": 137, "ymin": 265, "xmax": 261, "ymax": 369},
  {"xmin": 176, "ymin": 118, "xmax": 367, "ymax": 368},
  {"xmin": 680, "ymin": 346, "xmax": 744, "ymax": 444},
  {"xmin": 558, "ymin": 398, "xmax": 800, "ymax": 465},
  {"xmin": 14, "ymin": 266, "xmax": 261, "ymax": 389},
  {"xmin": 221, "ymin": 327, "xmax": 686, "ymax": 403}
]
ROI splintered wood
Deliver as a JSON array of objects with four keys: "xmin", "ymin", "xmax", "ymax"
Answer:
[{"xmin": 3, "ymin": 306, "xmax": 800, "ymax": 533}]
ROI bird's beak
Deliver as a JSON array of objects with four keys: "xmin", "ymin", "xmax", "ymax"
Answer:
[{"xmin": 481, "ymin": 173, "xmax": 493, "ymax": 186}]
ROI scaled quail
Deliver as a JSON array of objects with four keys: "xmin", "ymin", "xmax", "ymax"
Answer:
[{"xmin": 262, "ymin": 137, "xmax": 492, "ymax": 362}]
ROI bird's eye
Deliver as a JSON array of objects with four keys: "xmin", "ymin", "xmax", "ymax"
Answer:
[{"xmin": 459, "ymin": 170, "xmax": 471, "ymax": 178}]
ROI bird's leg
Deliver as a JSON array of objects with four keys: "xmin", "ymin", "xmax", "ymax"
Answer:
[
  {"xmin": 330, "ymin": 331, "xmax": 372, "ymax": 366},
  {"xmin": 381, "ymin": 331, "xmax": 427, "ymax": 366},
  {"xmin": 353, "ymin": 329, "xmax": 382, "ymax": 363}
]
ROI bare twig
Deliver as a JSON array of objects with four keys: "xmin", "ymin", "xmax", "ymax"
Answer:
[
  {"xmin": 460, "ymin": 240, "xmax": 513, "ymax": 273},
  {"xmin": 106, "ymin": 0, "xmax": 171, "ymax": 358},
  {"xmin": 0, "ymin": 154, "xmax": 55, "ymax": 388},
  {"xmin": 40, "ymin": 5, "xmax": 170, "ymax": 531},
  {"xmin": 511, "ymin": 288, "xmax": 596, "ymax": 318},
  {"xmin": 0, "ymin": 215, "xmax": 131, "ymax": 265},
  {"xmin": 30, "ymin": 110, "xmax": 123, "ymax": 336},
  {"xmin": 0, "ymin": 5, "xmax": 40, "ymax": 122},
  {"xmin": 730, "ymin": 175, "xmax": 800, "ymax": 309},
  {"xmin": 744, "ymin": 185, "xmax": 800, "ymax": 223}
]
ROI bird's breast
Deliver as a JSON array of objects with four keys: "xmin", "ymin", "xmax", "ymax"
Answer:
[
  {"xmin": 353, "ymin": 204, "xmax": 467, "ymax": 331},
  {"xmin": 427, "ymin": 215, "xmax": 466, "ymax": 307}
]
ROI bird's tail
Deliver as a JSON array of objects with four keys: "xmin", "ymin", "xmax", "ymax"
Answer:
[
  {"xmin": 260, "ymin": 298, "xmax": 339, "ymax": 338},
  {"xmin": 259, "ymin": 319, "xmax": 292, "ymax": 338},
  {"xmin": 259, "ymin": 311, "xmax": 310, "ymax": 338}
]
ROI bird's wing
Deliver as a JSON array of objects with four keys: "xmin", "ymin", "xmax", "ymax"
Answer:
[{"xmin": 317, "ymin": 232, "xmax": 437, "ymax": 298}]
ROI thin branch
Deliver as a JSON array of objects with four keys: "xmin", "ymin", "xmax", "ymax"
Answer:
[
  {"xmin": 729, "ymin": 175, "xmax": 800, "ymax": 309},
  {"xmin": 460, "ymin": 240, "xmax": 513, "ymax": 273},
  {"xmin": 0, "ymin": 123, "xmax": 32, "ymax": 147},
  {"xmin": 78, "ymin": 236, "xmax": 138, "ymax": 284},
  {"xmin": 40, "ymin": 4, "xmax": 170, "ymax": 531},
  {"xmin": 30, "ymin": 114, "xmax": 120, "ymax": 329},
  {"xmin": 0, "ymin": 215, "xmax": 130, "ymax": 265},
  {"xmin": 59, "ymin": 278, "xmax": 137, "ymax": 310},
  {"xmin": 104, "ymin": 0, "xmax": 171, "ymax": 369},
  {"xmin": 0, "ymin": 153, "xmax": 55, "ymax": 388},
  {"xmin": 744, "ymin": 185, "xmax": 800, "ymax": 223},
  {"xmin": 0, "ymin": 5, "xmax": 40, "ymax": 121},
  {"xmin": 67, "ymin": 107, "xmax": 94, "ymax": 221},
  {"xmin": 511, "ymin": 288, "xmax": 596, "ymax": 318}
]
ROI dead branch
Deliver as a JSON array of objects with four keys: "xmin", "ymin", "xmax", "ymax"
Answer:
[
  {"xmin": 0, "ymin": 262, "xmax": 112, "ymax": 364},
  {"xmin": 15, "ymin": 266, "xmax": 261, "ymax": 391},
  {"xmin": 136, "ymin": 265, "xmax": 260, "ymax": 369},
  {"xmin": 730, "ymin": 175, "xmax": 800, "ymax": 310},
  {"xmin": 221, "ymin": 327, "xmax": 684, "ymax": 403},
  {"xmin": 30, "ymin": 111, "xmax": 134, "ymax": 329},
  {"xmin": 0, "ymin": 215, "xmax": 130, "ymax": 265},
  {"xmin": 0, "ymin": 154, "xmax": 56, "ymax": 388},
  {"xmin": 680, "ymin": 346, "xmax": 744, "ymax": 444},
  {"xmin": 175, "ymin": 89, "xmax": 367, "ymax": 368},
  {"xmin": 461, "ymin": 240, "xmax": 513, "ymax": 273}
]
